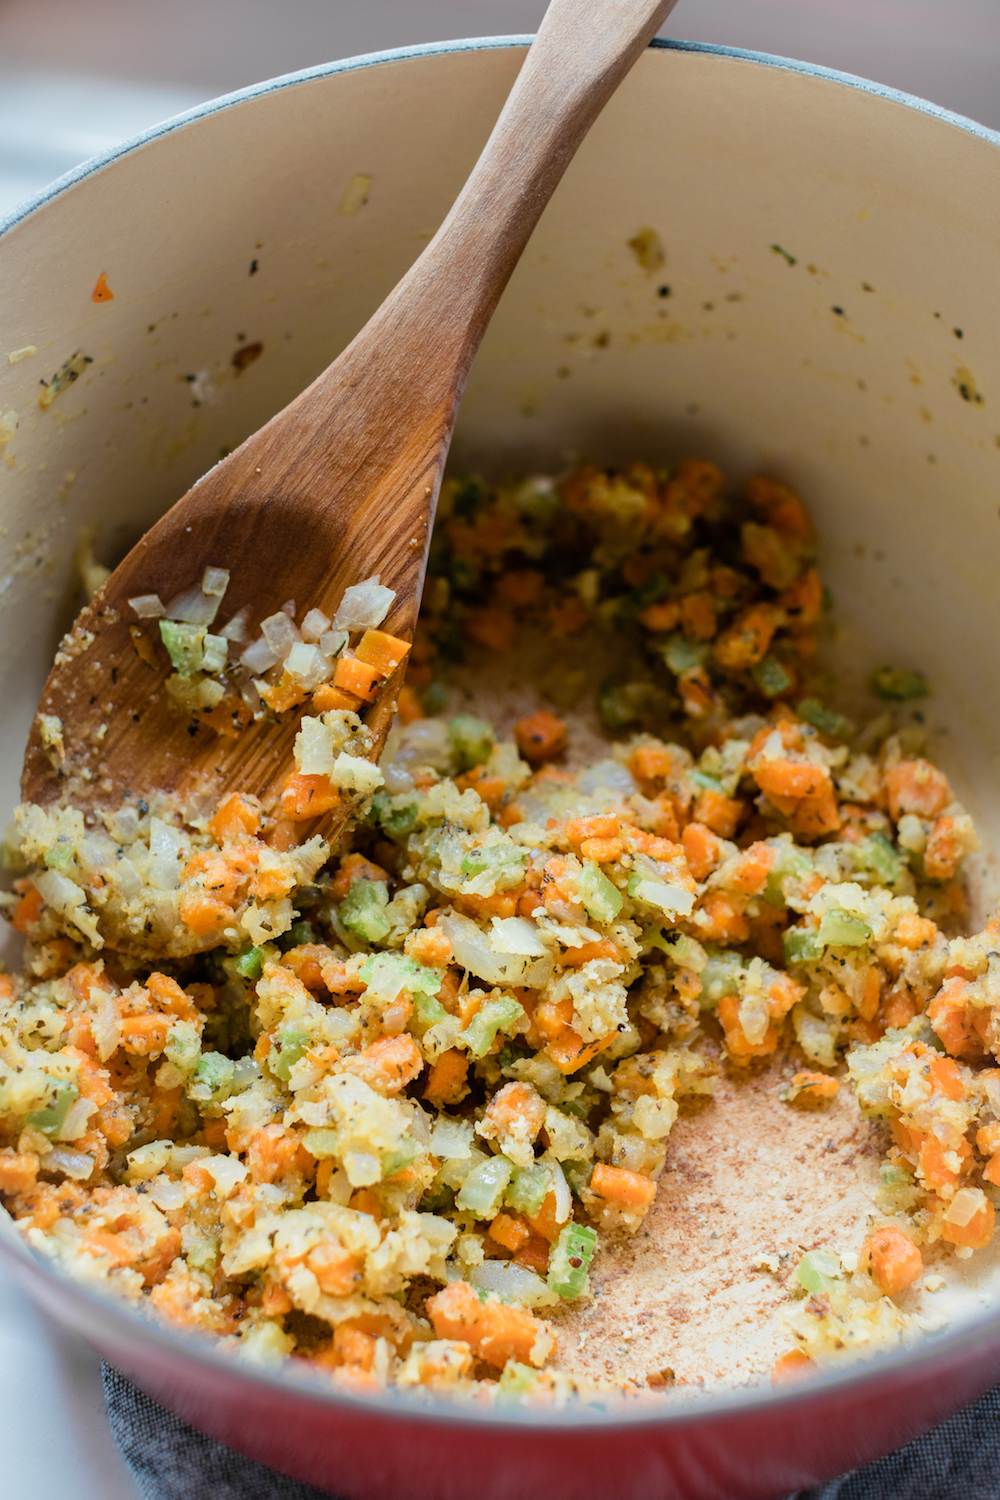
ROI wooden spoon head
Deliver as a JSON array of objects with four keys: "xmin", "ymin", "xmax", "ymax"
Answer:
[{"xmin": 21, "ymin": 387, "xmax": 443, "ymax": 838}]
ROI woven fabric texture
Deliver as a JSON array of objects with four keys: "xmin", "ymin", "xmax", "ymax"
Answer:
[{"xmin": 104, "ymin": 1363, "xmax": 1000, "ymax": 1500}]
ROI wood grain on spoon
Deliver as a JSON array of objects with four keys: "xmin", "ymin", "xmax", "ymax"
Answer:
[{"xmin": 22, "ymin": 0, "xmax": 678, "ymax": 840}]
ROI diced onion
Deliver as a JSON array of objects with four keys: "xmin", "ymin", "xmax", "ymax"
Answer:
[
  {"xmin": 319, "ymin": 629, "xmax": 348, "ymax": 660},
  {"xmin": 147, "ymin": 1176, "xmax": 186, "ymax": 1211},
  {"xmin": 201, "ymin": 633, "xmax": 229, "ymax": 673},
  {"xmin": 550, "ymin": 1160, "xmax": 572, "ymax": 1225},
  {"xmin": 470, "ymin": 1260, "xmax": 556, "ymax": 1308},
  {"xmin": 261, "ymin": 610, "xmax": 301, "ymax": 662},
  {"xmin": 576, "ymin": 759, "xmax": 637, "ymax": 796},
  {"xmin": 439, "ymin": 912, "xmax": 553, "ymax": 989},
  {"xmin": 241, "ymin": 636, "xmax": 279, "ymax": 673},
  {"xmin": 128, "ymin": 593, "xmax": 165, "ymax": 618},
  {"xmin": 489, "ymin": 916, "xmax": 549, "ymax": 957},
  {"xmin": 220, "ymin": 606, "xmax": 250, "ymax": 642},
  {"xmin": 202, "ymin": 566, "xmax": 230, "ymax": 597},
  {"xmin": 284, "ymin": 641, "xmax": 334, "ymax": 690},
  {"xmin": 294, "ymin": 716, "xmax": 336, "ymax": 776},
  {"xmin": 300, "ymin": 607, "xmax": 331, "ymax": 642},
  {"xmin": 44, "ymin": 1147, "xmax": 95, "ymax": 1180},
  {"xmin": 331, "ymin": 576, "xmax": 395, "ymax": 631},
  {"xmin": 163, "ymin": 583, "xmax": 222, "ymax": 626}
]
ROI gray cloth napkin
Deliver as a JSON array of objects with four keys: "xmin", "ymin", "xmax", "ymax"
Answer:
[{"xmin": 103, "ymin": 1362, "xmax": 1000, "ymax": 1500}]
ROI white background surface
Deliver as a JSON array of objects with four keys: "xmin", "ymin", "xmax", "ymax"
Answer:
[{"xmin": 0, "ymin": 2, "xmax": 997, "ymax": 1495}]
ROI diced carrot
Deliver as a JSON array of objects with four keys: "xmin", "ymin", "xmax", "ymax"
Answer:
[
  {"xmin": 984, "ymin": 1155, "xmax": 1000, "ymax": 1188},
  {"xmin": 349, "ymin": 1188, "xmax": 383, "ymax": 1220},
  {"xmin": 0, "ymin": 1149, "xmax": 39, "ymax": 1195},
  {"xmin": 731, "ymin": 841, "xmax": 776, "ymax": 894},
  {"xmin": 639, "ymin": 599, "xmax": 682, "ymax": 632},
  {"xmin": 466, "ymin": 608, "xmax": 517, "ymax": 653},
  {"xmin": 182, "ymin": 1161, "xmax": 215, "ymax": 1197},
  {"xmin": 895, "ymin": 913, "xmax": 939, "ymax": 951},
  {"xmin": 427, "ymin": 1281, "xmax": 548, "ymax": 1369},
  {"xmin": 714, "ymin": 603, "xmax": 782, "ymax": 670},
  {"xmin": 787, "ymin": 1070, "xmax": 839, "ymax": 1104},
  {"xmin": 629, "ymin": 745, "xmax": 674, "ymax": 784},
  {"xmin": 281, "ymin": 772, "xmax": 340, "ymax": 821},
  {"xmin": 692, "ymin": 788, "xmax": 744, "ymax": 838},
  {"xmin": 341, "ymin": 1034, "xmax": 423, "ymax": 1095},
  {"xmin": 201, "ymin": 1117, "xmax": 228, "ymax": 1149},
  {"xmin": 564, "ymin": 814, "xmax": 621, "ymax": 846},
  {"xmin": 679, "ymin": 590, "xmax": 717, "ymax": 641},
  {"xmin": 247, "ymin": 1124, "xmax": 311, "ymax": 1184},
  {"xmin": 306, "ymin": 1240, "xmax": 364, "ymax": 1296},
  {"xmin": 330, "ymin": 853, "xmax": 390, "ymax": 901},
  {"xmin": 590, "ymin": 1162, "xmax": 656, "ymax": 1211},
  {"xmin": 941, "ymin": 1189, "xmax": 995, "ymax": 1249},
  {"xmin": 333, "ymin": 1325, "xmax": 377, "ymax": 1369},
  {"xmin": 928, "ymin": 976, "xmax": 980, "ymax": 1059},
  {"xmin": 261, "ymin": 1279, "xmax": 293, "ymax": 1316},
  {"xmin": 746, "ymin": 475, "xmax": 815, "ymax": 541},
  {"xmin": 885, "ymin": 759, "xmax": 952, "ymax": 821},
  {"xmin": 753, "ymin": 758, "xmax": 828, "ymax": 800},
  {"xmin": 312, "ymin": 682, "xmax": 364, "ymax": 713},
  {"xmin": 259, "ymin": 671, "xmax": 309, "ymax": 714},
  {"xmin": 513, "ymin": 1234, "xmax": 551, "ymax": 1274},
  {"xmin": 677, "ymin": 667, "xmax": 717, "ymax": 718},
  {"xmin": 546, "ymin": 1027, "xmax": 614, "ymax": 1075},
  {"xmin": 791, "ymin": 783, "xmax": 842, "ymax": 840},
  {"xmin": 697, "ymin": 892, "xmax": 751, "ymax": 944},
  {"xmin": 862, "ymin": 1225, "xmax": 922, "ymax": 1296},
  {"xmin": 147, "ymin": 972, "xmax": 196, "ymax": 1019},
  {"xmin": 489, "ymin": 1212, "xmax": 531, "ymax": 1254},
  {"xmin": 333, "ymin": 655, "xmax": 382, "ymax": 702},
  {"xmin": 355, "ymin": 628, "xmax": 411, "ymax": 677},
  {"xmin": 779, "ymin": 568, "xmax": 823, "ymax": 626},
  {"xmin": 396, "ymin": 684, "xmax": 424, "ymax": 724},
  {"xmin": 682, "ymin": 821, "xmax": 723, "ymax": 881},
  {"xmin": 514, "ymin": 710, "xmax": 567, "ymax": 765},
  {"xmin": 424, "ymin": 1049, "xmax": 470, "ymax": 1109},
  {"xmin": 917, "ymin": 1134, "xmax": 970, "ymax": 1193},
  {"xmin": 11, "ymin": 882, "xmax": 44, "ymax": 933},
  {"xmin": 496, "ymin": 569, "xmax": 544, "ymax": 608},
  {"xmin": 178, "ymin": 891, "xmax": 230, "ymax": 936},
  {"xmin": 209, "ymin": 792, "xmax": 261, "ymax": 843},
  {"xmin": 454, "ymin": 765, "xmax": 507, "ymax": 813},
  {"xmin": 119, "ymin": 1014, "xmax": 170, "ymax": 1056},
  {"xmin": 771, "ymin": 1348, "xmax": 816, "ymax": 1385},
  {"xmin": 718, "ymin": 993, "xmax": 778, "ymax": 1058},
  {"xmin": 549, "ymin": 596, "xmax": 589, "ymax": 635},
  {"xmin": 283, "ymin": 944, "xmax": 336, "ymax": 990},
  {"xmin": 560, "ymin": 938, "xmax": 622, "ymax": 967},
  {"xmin": 928, "ymin": 1055, "xmax": 965, "ymax": 1102},
  {"xmin": 741, "ymin": 523, "xmax": 800, "ymax": 590}
]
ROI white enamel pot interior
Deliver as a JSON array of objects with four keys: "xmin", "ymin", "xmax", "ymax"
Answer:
[{"xmin": 1, "ymin": 36, "xmax": 1000, "ymax": 1500}]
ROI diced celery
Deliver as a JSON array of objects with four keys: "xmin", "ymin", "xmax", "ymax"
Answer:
[
  {"xmin": 303, "ymin": 1127, "xmax": 339, "ymax": 1158},
  {"xmin": 187, "ymin": 1232, "xmax": 221, "ymax": 1273},
  {"xmin": 783, "ymin": 926, "xmax": 825, "ymax": 965},
  {"xmin": 579, "ymin": 862, "xmax": 624, "ymax": 923},
  {"xmin": 234, "ymin": 944, "xmax": 264, "ymax": 981},
  {"xmin": 360, "ymin": 953, "xmax": 442, "ymax": 997},
  {"xmin": 164, "ymin": 1021, "xmax": 201, "ymax": 1073},
  {"xmin": 872, "ymin": 666, "xmax": 928, "ymax": 702},
  {"xmin": 854, "ymin": 833, "xmax": 902, "ymax": 887},
  {"xmin": 455, "ymin": 1154, "xmax": 514, "ymax": 1216},
  {"xmin": 449, "ymin": 714, "xmax": 496, "ymax": 771},
  {"xmin": 159, "ymin": 620, "xmax": 205, "ymax": 677},
  {"xmin": 339, "ymin": 879, "xmax": 391, "ymax": 944},
  {"xmin": 548, "ymin": 1221, "xmax": 597, "ymax": 1299},
  {"xmin": 752, "ymin": 654, "xmax": 792, "ymax": 697},
  {"xmin": 25, "ymin": 1079, "xmax": 79, "ymax": 1138},
  {"xmin": 382, "ymin": 1139, "xmax": 420, "ymax": 1178},
  {"xmin": 795, "ymin": 1248, "xmax": 842, "ymax": 1294},
  {"xmin": 505, "ymin": 1162, "xmax": 551, "ymax": 1218},
  {"xmin": 561, "ymin": 1159, "xmax": 594, "ymax": 1198},
  {"xmin": 368, "ymin": 791, "xmax": 419, "ymax": 840},
  {"xmin": 498, "ymin": 1361, "xmax": 539, "ymax": 1396},
  {"xmin": 412, "ymin": 991, "xmax": 448, "ymax": 1027},
  {"xmin": 189, "ymin": 1051, "xmax": 236, "ymax": 1102},
  {"xmin": 880, "ymin": 1162, "xmax": 914, "ymax": 1188},
  {"xmin": 43, "ymin": 841, "xmax": 75, "ymax": 874},
  {"xmin": 698, "ymin": 949, "xmax": 743, "ymax": 1006},
  {"xmin": 688, "ymin": 767, "xmax": 723, "ymax": 793},
  {"xmin": 200, "ymin": 633, "xmax": 228, "ymax": 674},
  {"xmin": 270, "ymin": 1024, "xmax": 310, "ymax": 1081},
  {"xmin": 797, "ymin": 698, "xmax": 855, "ymax": 742},
  {"xmin": 460, "ymin": 996, "xmax": 524, "ymax": 1059},
  {"xmin": 646, "ymin": 927, "xmax": 705, "ymax": 971},
  {"xmin": 818, "ymin": 909, "xmax": 871, "ymax": 948},
  {"xmin": 762, "ymin": 841, "xmax": 814, "ymax": 908},
  {"xmin": 460, "ymin": 844, "xmax": 527, "ymax": 878},
  {"xmin": 278, "ymin": 920, "xmax": 316, "ymax": 951},
  {"xmin": 662, "ymin": 635, "xmax": 705, "ymax": 675}
]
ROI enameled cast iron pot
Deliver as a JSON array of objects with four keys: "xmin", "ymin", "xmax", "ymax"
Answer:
[{"xmin": 1, "ymin": 36, "xmax": 999, "ymax": 1500}]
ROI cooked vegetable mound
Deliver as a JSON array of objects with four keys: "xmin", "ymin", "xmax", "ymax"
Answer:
[{"xmin": 0, "ymin": 462, "xmax": 994, "ymax": 1401}]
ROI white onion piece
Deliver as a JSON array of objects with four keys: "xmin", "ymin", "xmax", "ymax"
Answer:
[
  {"xmin": 202, "ymin": 565, "xmax": 230, "ymax": 597},
  {"xmin": 261, "ymin": 610, "xmax": 301, "ymax": 661},
  {"xmin": 220, "ymin": 606, "xmax": 250, "ymax": 642},
  {"xmin": 128, "ymin": 593, "xmax": 164, "ymax": 618},
  {"xmin": 331, "ymin": 576, "xmax": 395, "ymax": 630},
  {"xmin": 294, "ymin": 716, "xmax": 336, "ymax": 775},
  {"xmin": 300, "ymin": 607, "xmax": 331, "ymax": 642},
  {"xmin": 147, "ymin": 1176, "xmax": 186, "ymax": 1211},
  {"xmin": 163, "ymin": 583, "xmax": 221, "ymax": 626},
  {"xmin": 201, "ymin": 633, "xmax": 229, "ymax": 673},
  {"xmin": 281, "ymin": 599, "xmax": 296, "ymax": 617},
  {"xmin": 550, "ymin": 1160, "xmax": 572, "ymax": 1224},
  {"xmin": 44, "ymin": 1147, "xmax": 95, "ymax": 1181},
  {"xmin": 576, "ymin": 758, "xmax": 637, "ymax": 796},
  {"xmin": 489, "ymin": 916, "xmax": 549, "ymax": 957},
  {"xmin": 241, "ymin": 636, "xmax": 279, "ymax": 673},
  {"xmin": 319, "ymin": 629, "xmax": 348, "ymax": 659},
  {"xmin": 439, "ymin": 912, "xmax": 553, "ymax": 989},
  {"xmin": 470, "ymin": 1260, "xmax": 556, "ymax": 1308},
  {"xmin": 284, "ymin": 641, "xmax": 333, "ymax": 690}
]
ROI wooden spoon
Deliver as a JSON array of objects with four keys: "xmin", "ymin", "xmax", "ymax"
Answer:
[{"xmin": 22, "ymin": 0, "xmax": 677, "ymax": 841}]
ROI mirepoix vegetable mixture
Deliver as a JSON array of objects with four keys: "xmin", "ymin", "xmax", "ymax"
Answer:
[{"xmin": 0, "ymin": 458, "xmax": 996, "ymax": 1400}]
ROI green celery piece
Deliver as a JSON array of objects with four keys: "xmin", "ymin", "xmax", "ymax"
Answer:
[
  {"xmin": 688, "ymin": 767, "xmax": 723, "ymax": 793},
  {"xmin": 561, "ymin": 1159, "xmax": 594, "ymax": 1198},
  {"xmin": 461, "ymin": 844, "xmax": 527, "ymax": 878},
  {"xmin": 271, "ymin": 1025, "xmax": 310, "ymax": 1081},
  {"xmin": 880, "ymin": 1162, "xmax": 914, "ymax": 1188},
  {"xmin": 646, "ymin": 927, "xmax": 703, "ymax": 970},
  {"xmin": 818, "ymin": 909, "xmax": 872, "ymax": 948},
  {"xmin": 302, "ymin": 1127, "xmax": 339, "ymax": 1159},
  {"xmin": 796, "ymin": 1248, "xmax": 842, "ymax": 1294},
  {"xmin": 279, "ymin": 920, "xmax": 316, "ymax": 952},
  {"xmin": 797, "ymin": 698, "xmax": 855, "ymax": 742},
  {"xmin": 382, "ymin": 1139, "xmax": 420, "ymax": 1178},
  {"xmin": 548, "ymin": 1221, "xmax": 598, "ymax": 1299},
  {"xmin": 872, "ymin": 666, "xmax": 929, "ymax": 702},
  {"xmin": 25, "ymin": 1079, "xmax": 79, "ymax": 1138},
  {"xmin": 159, "ymin": 620, "xmax": 205, "ymax": 677},
  {"xmin": 505, "ymin": 1162, "xmax": 551, "ymax": 1218},
  {"xmin": 449, "ymin": 714, "xmax": 496, "ymax": 771},
  {"xmin": 753, "ymin": 654, "xmax": 792, "ymax": 697},
  {"xmin": 164, "ymin": 1021, "xmax": 201, "ymax": 1073},
  {"xmin": 360, "ymin": 953, "xmax": 442, "ymax": 996},
  {"xmin": 498, "ymin": 1361, "xmax": 539, "ymax": 1396},
  {"xmin": 460, "ymin": 996, "xmax": 524, "ymax": 1059},
  {"xmin": 455, "ymin": 1154, "xmax": 514, "ymax": 1216},
  {"xmin": 579, "ymin": 862, "xmax": 624, "ymax": 923},
  {"xmin": 234, "ymin": 945, "xmax": 264, "ymax": 981},
  {"xmin": 783, "ymin": 926, "xmax": 825, "ymax": 965},
  {"xmin": 762, "ymin": 841, "xmax": 813, "ymax": 908},
  {"xmin": 368, "ymin": 791, "xmax": 419, "ymax": 840},
  {"xmin": 187, "ymin": 1233, "xmax": 221, "ymax": 1273},
  {"xmin": 855, "ymin": 833, "xmax": 902, "ymax": 887},
  {"xmin": 412, "ymin": 991, "xmax": 448, "ymax": 1026},
  {"xmin": 450, "ymin": 475, "xmax": 487, "ymax": 518},
  {"xmin": 43, "ymin": 841, "xmax": 75, "ymax": 874},
  {"xmin": 662, "ymin": 634, "xmax": 704, "ymax": 675},
  {"xmin": 339, "ymin": 879, "xmax": 391, "ymax": 944},
  {"xmin": 697, "ymin": 948, "xmax": 744, "ymax": 1007},
  {"xmin": 190, "ymin": 1051, "xmax": 236, "ymax": 1100}
]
